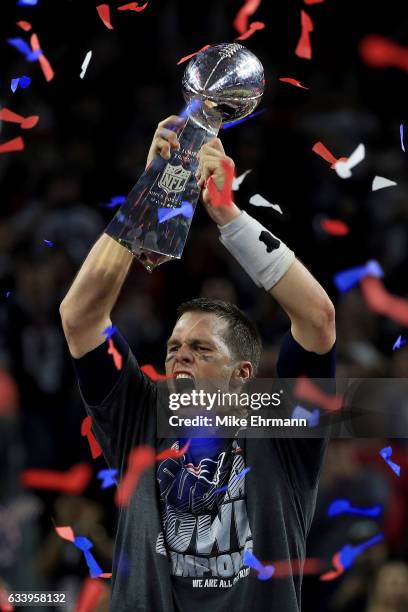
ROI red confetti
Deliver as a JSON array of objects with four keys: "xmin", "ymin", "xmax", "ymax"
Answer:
[
  {"xmin": 312, "ymin": 141, "xmax": 337, "ymax": 165},
  {"xmin": 0, "ymin": 108, "xmax": 24, "ymax": 124},
  {"xmin": 96, "ymin": 4, "xmax": 114, "ymax": 29},
  {"xmin": 115, "ymin": 446, "xmax": 156, "ymax": 507},
  {"xmin": 0, "ymin": 109, "xmax": 39, "ymax": 130},
  {"xmin": 55, "ymin": 525, "xmax": 75, "ymax": 542},
  {"xmin": 0, "ymin": 137, "xmax": 24, "ymax": 154},
  {"xmin": 140, "ymin": 364, "xmax": 173, "ymax": 380},
  {"xmin": 261, "ymin": 558, "xmax": 324, "ymax": 577},
  {"xmin": 156, "ymin": 440, "xmax": 191, "ymax": 461},
  {"xmin": 177, "ymin": 44, "xmax": 211, "ymax": 66},
  {"xmin": 294, "ymin": 376, "xmax": 343, "ymax": 412},
  {"xmin": 295, "ymin": 10, "xmax": 314, "ymax": 60},
  {"xmin": 21, "ymin": 463, "xmax": 92, "ymax": 495},
  {"xmin": 320, "ymin": 219, "xmax": 350, "ymax": 236},
  {"xmin": 81, "ymin": 416, "xmax": 103, "ymax": 459},
  {"xmin": 206, "ymin": 159, "xmax": 235, "ymax": 208},
  {"xmin": 0, "ymin": 370, "xmax": 19, "ymax": 416},
  {"xmin": 312, "ymin": 141, "xmax": 348, "ymax": 169},
  {"xmin": 16, "ymin": 20, "xmax": 32, "ymax": 31},
  {"xmin": 359, "ymin": 35, "xmax": 408, "ymax": 72},
  {"xmin": 279, "ymin": 77, "xmax": 309, "ymax": 90},
  {"xmin": 319, "ymin": 552, "xmax": 344, "ymax": 581},
  {"xmin": 117, "ymin": 2, "xmax": 148, "ymax": 11},
  {"xmin": 0, "ymin": 587, "xmax": 14, "ymax": 612},
  {"xmin": 21, "ymin": 115, "xmax": 39, "ymax": 129},
  {"xmin": 360, "ymin": 277, "xmax": 408, "ymax": 327},
  {"xmin": 30, "ymin": 33, "xmax": 54, "ymax": 81},
  {"xmin": 235, "ymin": 21, "xmax": 265, "ymax": 41},
  {"xmin": 304, "ymin": 0, "xmax": 325, "ymax": 4},
  {"xmin": 233, "ymin": 0, "xmax": 262, "ymax": 35},
  {"xmin": 74, "ymin": 577, "xmax": 109, "ymax": 612},
  {"xmin": 107, "ymin": 339, "xmax": 122, "ymax": 370}
]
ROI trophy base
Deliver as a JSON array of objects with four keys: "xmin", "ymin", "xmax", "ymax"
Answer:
[{"xmin": 117, "ymin": 238, "xmax": 177, "ymax": 273}]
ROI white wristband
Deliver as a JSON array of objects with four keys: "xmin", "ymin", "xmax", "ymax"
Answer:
[{"xmin": 218, "ymin": 211, "xmax": 295, "ymax": 291}]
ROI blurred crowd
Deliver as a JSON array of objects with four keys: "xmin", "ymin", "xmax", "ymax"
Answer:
[{"xmin": 0, "ymin": 0, "xmax": 407, "ymax": 610}]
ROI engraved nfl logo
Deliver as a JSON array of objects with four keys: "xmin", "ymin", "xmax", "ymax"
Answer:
[{"xmin": 158, "ymin": 164, "xmax": 191, "ymax": 195}]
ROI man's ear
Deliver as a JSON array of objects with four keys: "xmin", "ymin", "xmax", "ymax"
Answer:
[{"xmin": 230, "ymin": 361, "xmax": 253, "ymax": 387}]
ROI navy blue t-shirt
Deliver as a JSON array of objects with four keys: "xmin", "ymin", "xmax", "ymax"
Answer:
[{"xmin": 73, "ymin": 329, "xmax": 335, "ymax": 612}]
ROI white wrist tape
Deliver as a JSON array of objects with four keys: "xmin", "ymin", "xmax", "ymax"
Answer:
[{"xmin": 218, "ymin": 211, "xmax": 295, "ymax": 291}]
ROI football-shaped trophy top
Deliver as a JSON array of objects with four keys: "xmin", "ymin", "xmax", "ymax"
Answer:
[{"xmin": 182, "ymin": 43, "xmax": 265, "ymax": 124}]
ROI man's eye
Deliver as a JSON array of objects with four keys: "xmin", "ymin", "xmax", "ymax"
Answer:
[
  {"xmin": 197, "ymin": 346, "xmax": 210, "ymax": 351},
  {"xmin": 168, "ymin": 346, "xmax": 178, "ymax": 353}
]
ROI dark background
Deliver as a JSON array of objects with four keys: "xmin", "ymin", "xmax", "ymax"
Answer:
[{"xmin": 0, "ymin": 0, "xmax": 408, "ymax": 610}]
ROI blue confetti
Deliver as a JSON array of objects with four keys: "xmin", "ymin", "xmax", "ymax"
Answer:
[
  {"xmin": 214, "ymin": 466, "xmax": 251, "ymax": 494},
  {"xmin": 6, "ymin": 292, "xmax": 11, "ymax": 298},
  {"xmin": 179, "ymin": 99, "xmax": 201, "ymax": 119},
  {"xmin": 234, "ymin": 466, "xmax": 251, "ymax": 481},
  {"xmin": 379, "ymin": 446, "xmax": 401, "ymax": 476},
  {"xmin": 102, "ymin": 325, "xmax": 118, "ymax": 339},
  {"xmin": 97, "ymin": 468, "xmax": 118, "ymax": 489},
  {"xmin": 73, "ymin": 535, "xmax": 103, "ymax": 577},
  {"xmin": 328, "ymin": 499, "xmax": 382, "ymax": 518},
  {"xmin": 74, "ymin": 536, "xmax": 93, "ymax": 551},
  {"xmin": 84, "ymin": 550, "xmax": 103, "ymax": 578},
  {"xmin": 11, "ymin": 76, "xmax": 31, "ymax": 93},
  {"xmin": 221, "ymin": 108, "xmax": 266, "ymax": 130},
  {"xmin": 158, "ymin": 201, "xmax": 193, "ymax": 224},
  {"xmin": 292, "ymin": 405, "xmax": 320, "ymax": 427},
  {"xmin": 17, "ymin": 0, "xmax": 39, "ymax": 4},
  {"xmin": 99, "ymin": 195, "xmax": 126, "ymax": 208},
  {"xmin": 43, "ymin": 239, "xmax": 54, "ymax": 247},
  {"xmin": 243, "ymin": 550, "xmax": 275, "ymax": 580},
  {"xmin": 339, "ymin": 533, "xmax": 384, "ymax": 570},
  {"xmin": 214, "ymin": 484, "xmax": 229, "ymax": 494},
  {"xmin": 392, "ymin": 335, "xmax": 407, "ymax": 351},
  {"xmin": 20, "ymin": 75, "xmax": 32, "ymax": 88},
  {"xmin": 333, "ymin": 260, "xmax": 383, "ymax": 293},
  {"xmin": 400, "ymin": 124, "xmax": 405, "ymax": 153},
  {"xmin": 7, "ymin": 38, "xmax": 42, "ymax": 62}
]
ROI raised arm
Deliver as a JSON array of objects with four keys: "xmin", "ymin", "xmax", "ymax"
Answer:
[
  {"xmin": 60, "ymin": 115, "xmax": 184, "ymax": 358},
  {"xmin": 59, "ymin": 234, "xmax": 133, "ymax": 358},
  {"xmin": 196, "ymin": 138, "xmax": 336, "ymax": 355}
]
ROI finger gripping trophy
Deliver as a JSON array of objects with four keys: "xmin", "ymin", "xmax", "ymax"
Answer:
[{"xmin": 105, "ymin": 43, "xmax": 265, "ymax": 272}]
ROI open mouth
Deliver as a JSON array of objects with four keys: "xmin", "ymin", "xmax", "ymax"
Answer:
[{"xmin": 174, "ymin": 372, "xmax": 195, "ymax": 382}]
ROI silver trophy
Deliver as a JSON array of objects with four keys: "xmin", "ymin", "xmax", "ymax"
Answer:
[{"xmin": 105, "ymin": 43, "xmax": 265, "ymax": 272}]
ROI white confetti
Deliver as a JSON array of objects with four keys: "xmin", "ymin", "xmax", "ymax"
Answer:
[
  {"xmin": 334, "ymin": 143, "xmax": 365, "ymax": 179},
  {"xmin": 80, "ymin": 50, "xmax": 92, "ymax": 79},
  {"xmin": 249, "ymin": 193, "xmax": 283, "ymax": 214},
  {"xmin": 372, "ymin": 175, "xmax": 397, "ymax": 191},
  {"xmin": 232, "ymin": 169, "xmax": 252, "ymax": 191}
]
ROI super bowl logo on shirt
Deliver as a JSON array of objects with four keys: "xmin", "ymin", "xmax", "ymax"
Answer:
[
  {"xmin": 158, "ymin": 164, "xmax": 191, "ymax": 195},
  {"xmin": 155, "ymin": 440, "xmax": 253, "ymax": 588}
]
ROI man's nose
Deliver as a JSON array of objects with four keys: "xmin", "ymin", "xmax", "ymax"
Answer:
[{"xmin": 175, "ymin": 343, "xmax": 194, "ymax": 363}]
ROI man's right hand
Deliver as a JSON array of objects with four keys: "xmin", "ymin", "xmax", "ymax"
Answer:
[{"xmin": 145, "ymin": 115, "xmax": 185, "ymax": 169}]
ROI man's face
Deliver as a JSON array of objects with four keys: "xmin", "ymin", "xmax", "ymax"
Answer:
[{"xmin": 165, "ymin": 311, "xmax": 237, "ymax": 388}]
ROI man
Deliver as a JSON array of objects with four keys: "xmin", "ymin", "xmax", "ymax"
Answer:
[{"xmin": 60, "ymin": 116, "xmax": 336, "ymax": 611}]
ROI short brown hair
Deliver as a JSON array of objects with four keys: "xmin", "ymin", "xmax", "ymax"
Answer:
[{"xmin": 176, "ymin": 298, "xmax": 262, "ymax": 375}]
